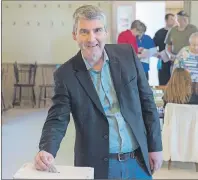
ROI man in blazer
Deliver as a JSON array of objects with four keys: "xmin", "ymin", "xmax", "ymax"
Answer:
[{"xmin": 35, "ymin": 5, "xmax": 163, "ymax": 179}]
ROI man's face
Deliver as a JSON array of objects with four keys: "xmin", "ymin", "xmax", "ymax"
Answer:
[
  {"xmin": 138, "ymin": 32, "xmax": 144, "ymax": 39},
  {"xmin": 177, "ymin": 15, "xmax": 188, "ymax": 27},
  {"xmin": 73, "ymin": 18, "xmax": 108, "ymax": 66},
  {"xmin": 134, "ymin": 29, "xmax": 142, "ymax": 37},
  {"xmin": 190, "ymin": 36, "xmax": 198, "ymax": 54},
  {"xmin": 166, "ymin": 15, "xmax": 175, "ymax": 28}
]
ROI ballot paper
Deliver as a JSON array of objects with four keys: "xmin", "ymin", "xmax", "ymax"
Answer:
[
  {"xmin": 140, "ymin": 47, "xmax": 158, "ymax": 64},
  {"xmin": 13, "ymin": 162, "xmax": 94, "ymax": 179},
  {"xmin": 148, "ymin": 47, "xmax": 158, "ymax": 57}
]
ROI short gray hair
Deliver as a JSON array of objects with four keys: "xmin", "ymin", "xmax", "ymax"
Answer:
[
  {"xmin": 72, "ymin": 5, "xmax": 107, "ymax": 33},
  {"xmin": 189, "ymin": 32, "xmax": 198, "ymax": 43}
]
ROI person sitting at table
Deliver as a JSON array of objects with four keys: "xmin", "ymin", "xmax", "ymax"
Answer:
[
  {"xmin": 172, "ymin": 32, "xmax": 198, "ymax": 83},
  {"xmin": 163, "ymin": 68, "xmax": 198, "ymax": 107}
]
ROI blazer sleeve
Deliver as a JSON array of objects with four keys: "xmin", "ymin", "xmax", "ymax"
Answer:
[
  {"xmin": 129, "ymin": 45, "xmax": 162, "ymax": 152},
  {"xmin": 39, "ymin": 70, "xmax": 71, "ymax": 157}
]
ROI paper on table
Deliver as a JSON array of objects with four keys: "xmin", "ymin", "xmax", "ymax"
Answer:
[
  {"xmin": 13, "ymin": 162, "xmax": 94, "ymax": 179},
  {"xmin": 160, "ymin": 50, "xmax": 170, "ymax": 63}
]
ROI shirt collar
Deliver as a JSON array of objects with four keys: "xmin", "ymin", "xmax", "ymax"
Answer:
[{"xmin": 81, "ymin": 49, "xmax": 109, "ymax": 71}]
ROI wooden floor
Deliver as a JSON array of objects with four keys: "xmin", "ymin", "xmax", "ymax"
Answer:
[{"xmin": 2, "ymin": 108, "xmax": 198, "ymax": 179}]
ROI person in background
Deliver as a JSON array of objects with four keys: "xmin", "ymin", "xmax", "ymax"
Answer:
[
  {"xmin": 137, "ymin": 23, "xmax": 156, "ymax": 80},
  {"xmin": 163, "ymin": 68, "xmax": 198, "ymax": 107},
  {"xmin": 164, "ymin": 10, "xmax": 198, "ymax": 65},
  {"xmin": 172, "ymin": 32, "xmax": 198, "ymax": 83},
  {"xmin": 153, "ymin": 13, "xmax": 175, "ymax": 85},
  {"xmin": 117, "ymin": 20, "xmax": 145, "ymax": 54}
]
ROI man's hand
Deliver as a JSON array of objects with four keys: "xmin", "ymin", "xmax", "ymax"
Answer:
[
  {"xmin": 154, "ymin": 52, "xmax": 161, "ymax": 58},
  {"xmin": 138, "ymin": 49, "xmax": 149, "ymax": 59},
  {"xmin": 148, "ymin": 151, "xmax": 163, "ymax": 174},
  {"xmin": 34, "ymin": 150, "xmax": 55, "ymax": 171},
  {"xmin": 138, "ymin": 47, "xmax": 144, "ymax": 53},
  {"xmin": 170, "ymin": 54, "xmax": 176, "ymax": 61}
]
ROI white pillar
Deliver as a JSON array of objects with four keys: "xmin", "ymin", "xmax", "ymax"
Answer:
[
  {"xmin": 183, "ymin": 0, "xmax": 191, "ymax": 20},
  {"xmin": 190, "ymin": 1, "xmax": 198, "ymax": 27}
]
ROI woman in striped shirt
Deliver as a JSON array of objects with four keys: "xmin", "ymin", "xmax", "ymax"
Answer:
[{"xmin": 173, "ymin": 32, "xmax": 198, "ymax": 83}]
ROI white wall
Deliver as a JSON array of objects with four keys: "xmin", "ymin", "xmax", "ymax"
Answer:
[
  {"xmin": 191, "ymin": 1, "xmax": 198, "ymax": 28},
  {"xmin": 2, "ymin": 1, "xmax": 112, "ymax": 64},
  {"xmin": 136, "ymin": 1, "xmax": 166, "ymax": 86},
  {"xmin": 136, "ymin": 1, "xmax": 165, "ymax": 38}
]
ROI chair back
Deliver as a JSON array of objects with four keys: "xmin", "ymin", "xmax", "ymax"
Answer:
[
  {"xmin": 40, "ymin": 64, "xmax": 56, "ymax": 85},
  {"xmin": 13, "ymin": 62, "xmax": 37, "ymax": 85}
]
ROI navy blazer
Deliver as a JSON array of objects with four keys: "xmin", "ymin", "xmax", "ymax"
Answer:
[{"xmin": 39, "ymin": 44, "xmax": 162, "ymax": 179}]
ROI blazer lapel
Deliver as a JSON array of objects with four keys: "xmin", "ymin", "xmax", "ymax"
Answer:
[
  {"xmin": 73, "ymin": 51, "xmax": 106, "ymax": 116},
  {"xmin": 105, "ymin": 46, "xmax": 122, "ymax": 104}
]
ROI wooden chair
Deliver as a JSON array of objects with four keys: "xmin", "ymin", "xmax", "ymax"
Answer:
[
  {"xmin": 38, "ymin": 65, "xmax": 56, "ymax": 108},
  {"xmin": 12, "ymin": 62, "xmax": 37, "ymax": 108},
  {"xmin": 1, "ymin": 65, "xmax": 12, "ymax": 112}
]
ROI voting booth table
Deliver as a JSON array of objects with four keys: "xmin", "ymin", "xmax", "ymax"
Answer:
[{"xmin": 13, "ymin": 163, "xmax": 94, "ymax": 179}]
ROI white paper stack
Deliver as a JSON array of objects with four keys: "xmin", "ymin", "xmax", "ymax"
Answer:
[{"xmin": 13, "ymin": 162, "xmax": 94, "ymax": 179}]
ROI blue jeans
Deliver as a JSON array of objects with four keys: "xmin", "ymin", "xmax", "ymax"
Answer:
[{"xmin": 108, "ymin": 154, "xmax": 152, "ymax": 179}]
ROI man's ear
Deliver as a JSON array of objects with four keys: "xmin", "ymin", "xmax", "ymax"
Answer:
[{"xmin": 72, "ymin": 32, "xmax": 77, "ymax": 41}]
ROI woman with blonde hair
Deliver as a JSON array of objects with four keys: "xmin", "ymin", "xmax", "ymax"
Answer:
[{"xmin": 163, "ymin": 68, "xmax": 198, "ymax": 106}]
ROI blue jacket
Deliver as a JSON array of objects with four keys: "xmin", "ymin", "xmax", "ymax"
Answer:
[{"xmin": 137, "ymin": 34, "xmax": 156, "ymax": 72}]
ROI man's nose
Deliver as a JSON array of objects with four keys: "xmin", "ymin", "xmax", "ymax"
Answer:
[{"xmin": 87, "ymin": 32, "xmax": 95, "ymax": 42}]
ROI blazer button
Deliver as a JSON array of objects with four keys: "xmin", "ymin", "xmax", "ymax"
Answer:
[
  {"xmin": 104, "ymin": 135, "xmax": 108, "ymax": 139},
  {"xmin": 104, "ymin": 157, "xmax": 108, "ymax": 161}
]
